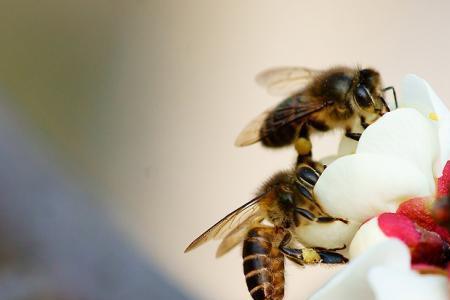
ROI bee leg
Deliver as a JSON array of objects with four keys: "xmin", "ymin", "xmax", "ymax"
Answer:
[
  {"xmin": 294, "ymin": 181, "xmax": 314, "ymax": 202},
  {"xmin": 295, "ymin": 124, "xmax": 325, "ymax": 170},
  {"xmin": 296, "ymin": 164, "xmax": 321, "ymax": 187},
  {"xmin": 294, "ymin": 157, "xmax": 325, "ymax": 203},
  {"xmin": 313, "ymin": 245, "xmax": 347, "ymax": 251},
  {"xmin": 295, "ymin": 125, "xmax": 313, "ymax": 164},
  {"xmin": 280, "ymin": 246, "xmax": 348, "ymax": 265},
  {"xmin": 279, "ymin": 233, "xmax": 348, "ymax": 265},
  {"xmin": 295, "ymin": 207, "xmax": 348, "ymax": 224},
  {"xmin": 345, "ymin": 128, "xmax": 361, "ymax": 141},
  {"xmin": 294, "ymin": 165, "xmax": 327, "ymax": 210},
  {"xmin": 294, "ymin": 166, "xmax": 320, "ymax": 203},
  {"xmin": 315, "ymin": 249, "xmax": 349, "ymax": 264}
]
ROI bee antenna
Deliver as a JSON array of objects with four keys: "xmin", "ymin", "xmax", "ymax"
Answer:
[
  {"xmin": 382, "ymin": 86, "xmax": 398, "ymax": 109},
  {"xmin": 379, "ymin": 96, "xmax": 391, "ymax": 113}
]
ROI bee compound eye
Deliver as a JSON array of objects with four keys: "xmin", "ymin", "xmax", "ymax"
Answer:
[{"xmin": 354, "ymin": 85, "xmax": 373, "ymax": 109}]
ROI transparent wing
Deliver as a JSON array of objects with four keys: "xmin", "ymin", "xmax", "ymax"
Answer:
[
  {"xmin": 234, "ymin": 106, "xmax": 274, "ymax": 147},
  {"xmin": 235, "ymin": 95, "xmax": 327, "ymax": 147},
  {"xmin": 184, "ymin": 194, "xmax": 268, "ymax": 253},
  {"xmin": 256, "ymin": 67, "xmax": 322, "ymax": 97},
  {"xmin": 215, "ymin": 214, "xmax": 264, "ymax": 257}
]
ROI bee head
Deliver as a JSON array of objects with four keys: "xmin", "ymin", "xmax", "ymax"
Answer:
[{"xmin": 353, "ymin": 69, "xmax": 387, "ymax": 115}]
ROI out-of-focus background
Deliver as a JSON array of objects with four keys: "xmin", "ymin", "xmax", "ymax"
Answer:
[{"xmin": 1, "ymin": 1, "xmax": 450, "ymax": 299}]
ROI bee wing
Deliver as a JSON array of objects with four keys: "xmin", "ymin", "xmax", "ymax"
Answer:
[
  {"xmin": 215, "ymin": 214, "xmax": 264, "ymax": 257},
  {"xmin": 256, "ymin": 67, "xmax": 322, "ymax": 97},
  {"xmin": 234, "ymin": 106, "xmax": 274, "ymax": 147},
  {"xmin": 184, "ymin": 194, "xmax": 268, "ymax": 253},
  {"xmin": 235, "ymin": 96, "xmax": 327, "ymax": 147}
]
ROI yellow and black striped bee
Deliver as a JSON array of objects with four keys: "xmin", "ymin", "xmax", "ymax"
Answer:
[
  {"xmin": 235, "ymin": 66, "xmax": 397, "ymax": 165},
  {"xmin": 185, "ymin": 167, "xmax": 348, "ymax": 300}
]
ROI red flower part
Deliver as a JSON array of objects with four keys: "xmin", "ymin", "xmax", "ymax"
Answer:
[
  {"xmin": 413, "ymin": 227, "xmax": 447, "ymax": 267},
  {"xmin": 378, "ymin": 213, "xmax": 420, "ymax": 247},
  {"xmin": 412, "ymin": 263, "xmax": 449, "ymax": 276},
  {"xmin": 397, "ymin": 198, "xmax": 450, "ymax": 242},
  {"xmin": 377, "ymin": 213, "xmax": 450, "ymax": 267},
  {"xmin": 438, "ymin": 160, "xmax": 450, "ymax": 197}
]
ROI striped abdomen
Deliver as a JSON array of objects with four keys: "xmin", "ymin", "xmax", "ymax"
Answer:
[
  {"xmin": 261, "ymin": 96, "xmax": 306, "ymax": 147},
  {"xmin": 243, "ymin": 227, "xmax": 285, "ymax": 300}
]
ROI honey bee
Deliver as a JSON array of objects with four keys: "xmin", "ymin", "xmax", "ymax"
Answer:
[
  {"xmin": 185, "ymin": 167, "xmax": 348, "ymax": 300},
  {"xmin": 235, "ymin": 66, "xmax": 397, "ymax": 165}
]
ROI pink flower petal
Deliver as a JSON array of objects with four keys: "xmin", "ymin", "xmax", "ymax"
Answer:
[
  {"xmin": 438, "ymin": 160, "xmax": 450, "ymax": 197},
  {"xmin": 397, "ymin": 198, "xmax": 450, "ymax": 242},
  {"xmin": 378, "ymin": 213, "xmax": 420, "ymax": 247},
  {"xmin": 377, "ymin": 212, "xmax": 449, "ymax": 267}
]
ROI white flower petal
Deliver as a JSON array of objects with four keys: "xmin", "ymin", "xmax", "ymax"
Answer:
[
  {"xmin": 349, "ymin": 217, "xmax": 389, "ymax": 259},
  {"xmin": 357, "ymin": 108, "xmax": 437, "ymax": 193},
  {"xmin": 314, "ymin": 153, "xmax": 431, "ymax": 222},
  {"xmin": 401, "ymin": 74, "xmax": 450, "ymax": 177},
  {"xmin": 337, "ymin": 135, "xmax": 358, "ymax": 157},
  {"xmin": 401, "ymin": 74, "xmax": 450, "ymax": 122},
  {"xmin": 309, "ymin": 239, "xmax": 410, "ymax": 300},
  {"xmin": 319, "ymin": 154, "xmax": 340, "ymax": 166},
  {"xmin": 400, "ymin": 75, "xmax": 435, "ymax": 116},
  {"xmin": 294, "ymin": 220, "xmax": 360, "ymax": 249},
  {"xmin": 436, "ymin": 120, "xmax": 450, "ymax": 176},
  {"xmin": 368, "ymin": 266, "xmax": 448, "ymax": 300},
  {"xmin": 319, "ymin": 119, "xmax": 362, "ymax": 166}
]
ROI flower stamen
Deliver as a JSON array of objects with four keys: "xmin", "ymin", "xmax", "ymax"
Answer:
[{"xmin": 428, "ymin": 112, "xmax": 440, "ymax": 121}]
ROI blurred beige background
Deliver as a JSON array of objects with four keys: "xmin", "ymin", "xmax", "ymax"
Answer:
[{"xmin": 2, "ymin": 0, "xmax": 450, "ymax": 299}]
